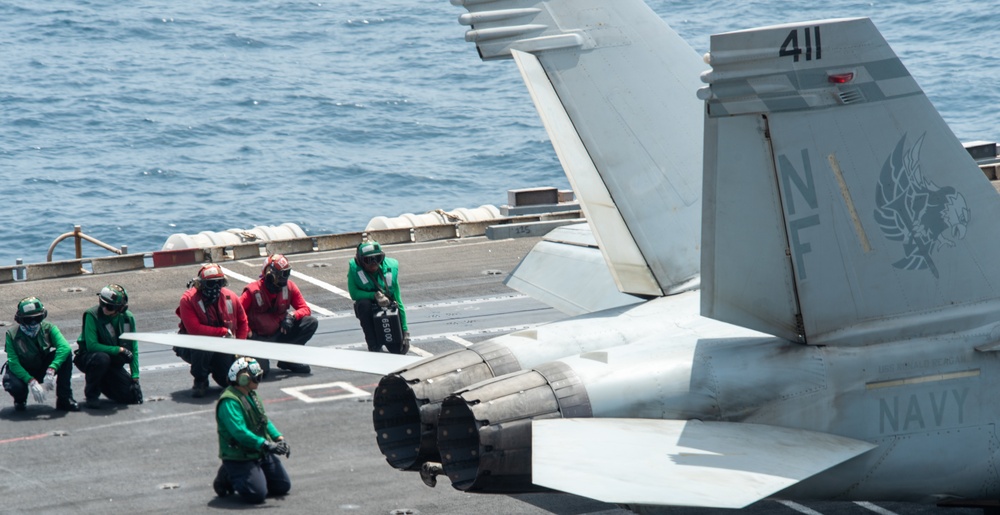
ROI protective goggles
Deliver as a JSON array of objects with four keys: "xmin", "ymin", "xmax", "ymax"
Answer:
[
  {"xmin": 100, "ymin": 301, "xmax": 126, "ymax": 313},
  {"xmin": 362, "ymin": 254, "xmax": 384, "ymax": 267},
  {"xmin": 18, "ymin": 314, "xmax": 45, "ymax": 325},
  {"xmin": 272, "ymin": 268, "xmax": 291, "ymax": 279},
  {"xmin": 202, "ymin": 278, "xmax": 227, "ymax": 289}
]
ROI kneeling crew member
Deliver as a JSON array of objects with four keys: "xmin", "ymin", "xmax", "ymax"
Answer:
[
  {"xmin": 2, "ymin": 297, "xmax": 80, "ymax": 412},
  {"xmin": 75, "ymin": 284, "xmax": 143, "ymax": 409},
  {"xmin": 213, "ymin": 357, "xmax": 292, "ymax": 504},
  {"xmin": 347, "ymin": 241, "xmax": 410, "ymax": 354},
  {"xmin": 175, "ymin": 264, "xmax": 249, "ymax": 398},
  {"xmin": 240, "ymin": 254, "xmax": 316, "ymax": 375}
]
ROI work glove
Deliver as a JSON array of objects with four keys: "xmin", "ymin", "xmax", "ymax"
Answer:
[
  {"xmin": 28, "ymin": 379, "xmax": 47, "ymax": 403},
  {"xmin": 262, "ymin": 440, "xmax": 291, "ymax": 458},
  {"xmin": 119, "ymin": 347, "xmax": 134, "ymax": 362},
  {"xmin": 43, "ymin": 368, "xmax": 56, "ymax": 391},
  {"xmin": 398, "ymin": 331, "xmax": 411, "ymax": 356},
  {"xmin": 130, "ymin": 380, "xmax": 144, "ymax": 405},
  {"xmin": 374, "ymin": 291, "xmax": 390, "ymax": 308},
  {"xmin": 280, "ymin": 313, "xmax": 296, "ymax": 334}
]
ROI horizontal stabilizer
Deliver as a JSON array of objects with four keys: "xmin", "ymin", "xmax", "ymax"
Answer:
[
  {"xmin": 532, "ymin": 418, "xmax": 875, "ymax": 508},
  {"xmin": 124, "ymin": 332, "xmax": 422, "ymax": 376},
  {"xmin": 505, "ymin": 224, "xmax": 644, "ymax": 315}
]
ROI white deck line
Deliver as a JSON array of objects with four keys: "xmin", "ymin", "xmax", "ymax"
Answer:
[
  {"xmin": 221, "ymin": 265, "xmax": 337, "ymax": 317},
  {"xmin": 854, "ymin": 502, "xmax": 899, "ymax": 515},
  {"xmin": 776, "ymin": 500, "xmax": 825, "ymax": 515}
]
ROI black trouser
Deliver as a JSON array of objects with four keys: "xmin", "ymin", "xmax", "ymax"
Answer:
[
  {"xmin": 249, "ymin": 315, "xmax": 318, "ymax": 373},
  {"xmin": 173, "ymin": 347, "xmax": 233, "ymax": 387},
  {"xmin": 2, "ymin": 354, "xmax": 74, "ymax": 404},
  {"xmin": 354, "ymin": 299, "xmax": 383, "ymax": 352},
  {"xmin": 353, "ymin": 300, "xmax": 407, "ymax": 353},
  {"xmin": 220, "ymin": 454, "xmax": 291, "ymax": 504},
  {"xmin": 73, "ymin": 351, "xmax": 141, "ymax": 404}
]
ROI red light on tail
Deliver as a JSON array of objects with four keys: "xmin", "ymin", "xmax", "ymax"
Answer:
[{"xmin": 828, "ymin": 72, "xmax": 855, "ymax": 84}]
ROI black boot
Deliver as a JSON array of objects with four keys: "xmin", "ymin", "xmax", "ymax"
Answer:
[
  {"xmin": 277, "ymin": 361, "xmax": 311, "ymax": 374},
  {"xmin": 213, "ymin": 465, "xmax": 233, "ymax": 497},
  {"xmin": 192, "ymin": 378, "xmax": 209, "ymax": 398},
  {"xmin": 56, "ymin": 398, "xmax": 81, "ymax": 412}
]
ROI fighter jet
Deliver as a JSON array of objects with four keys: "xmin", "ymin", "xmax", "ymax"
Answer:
[
  {"xmin": 129, "ymin": 2, "xmax": 1000, "ymax": 512},
  {"xmin": 131, "ymin": 0, "xmax": 711, "ymax": 480}
]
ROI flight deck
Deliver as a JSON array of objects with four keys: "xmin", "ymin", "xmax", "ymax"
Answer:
[{"xmin": 0, "ymin": 236, "xmax": 987, "ymax": 514}]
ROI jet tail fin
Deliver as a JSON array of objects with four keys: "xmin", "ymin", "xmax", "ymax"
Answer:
[
  {"xmin": 454, "ymin": 0, "xmax": 707, "ymax": 297},
  {"xmin": 700, "ymin": 18, "xmax": 1000, "ymax": 345}
]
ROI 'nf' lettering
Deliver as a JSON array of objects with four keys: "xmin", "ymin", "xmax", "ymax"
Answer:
[{"xmin": 778, "ymin": 149, "xmax": 820, "ymax": 280}]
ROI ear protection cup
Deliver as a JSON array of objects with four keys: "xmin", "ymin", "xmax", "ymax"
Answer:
[{"xmin": 228, "ymin": 356, "xmax": 263, "ymax": 387}]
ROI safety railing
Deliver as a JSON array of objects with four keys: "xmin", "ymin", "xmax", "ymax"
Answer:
[
  {"xmin": 0, "ymin": 210, "xmax": 584, "ymax": 284},
  {"xmin": 46, "ymin": 225, "xmax": 127, "ymax": 262}
]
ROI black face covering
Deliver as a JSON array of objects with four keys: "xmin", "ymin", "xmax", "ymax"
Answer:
[
  {"xmin": 265, "ymin": 269, "xmax": 289, "ymax": 292},
  {"xmin": 201, "ymin": 280, "xmax": 224, "ymax": 303}
]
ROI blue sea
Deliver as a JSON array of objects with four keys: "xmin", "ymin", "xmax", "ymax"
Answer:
[{"xmin": 2, "ymin": 0, "xmax": 998, "ymax": 265}]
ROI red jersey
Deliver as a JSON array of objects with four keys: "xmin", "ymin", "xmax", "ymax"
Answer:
[
  {"xmin": 240, "ymin": 279, "xmax": 311, "ymax": 338},
  {"xmin": 176, "ymin": 287, "xmax": 249, "ymax": 339}
]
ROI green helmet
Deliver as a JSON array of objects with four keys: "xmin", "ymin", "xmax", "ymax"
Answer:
[
  {"xmin": 15, "ymin": 297, "xmax": 47, "ymax": 324},
  {"xmin": 99, "ymin": 284, "xmax": 129, "ymax": 311},
  {"xmin": 356, "ymin": 241, "xmax": 385, "ymax": 267}
]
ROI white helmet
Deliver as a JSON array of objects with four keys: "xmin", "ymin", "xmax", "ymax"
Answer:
[{"xmin": 228, "ymin": 357, "xmax": 264, "ymax": 386}]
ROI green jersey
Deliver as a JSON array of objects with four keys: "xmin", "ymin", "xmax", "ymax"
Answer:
[
  {"xmin": 77, "ymin": 305, "xmax": 140, "ymax": 379},
  {"xmin": 347, "ymin": 256, "xmax": 407, "ymax": 330},
  {"xmin": 4, "ymin": 323, "xmax": 71, "ymax": 383},
  {"xmin": 216, "ymin": 386, "xmax": 282, "ymax": 461}
]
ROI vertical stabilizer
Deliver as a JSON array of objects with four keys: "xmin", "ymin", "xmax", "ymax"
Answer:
[
  {"xmin": 700, "ymin": 18, "xmax": 1000, "ymax": 345},
  {"xmin": 453, "ymin": 0, "xmax": 707, "ymax": 296}
]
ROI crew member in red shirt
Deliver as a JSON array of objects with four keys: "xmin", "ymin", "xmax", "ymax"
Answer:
[
  {"xmin": 175, "ymin": 263, "xmax": 249, "ymax": 398},
  {"xmin": 240, "ymin": 254, "xmax": 316, "ymax": 375}
]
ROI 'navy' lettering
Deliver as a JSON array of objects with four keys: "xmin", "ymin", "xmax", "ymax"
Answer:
[{"xmin": 878, "ymin": 387, "xmax": 970, "ymax": 434}]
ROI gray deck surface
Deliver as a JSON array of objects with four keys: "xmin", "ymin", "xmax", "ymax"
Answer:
[{"xmin": 0, "ymin": 237, "xmax": 984, "ymax": 514}]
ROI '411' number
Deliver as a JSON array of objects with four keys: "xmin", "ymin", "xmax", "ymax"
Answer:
[{"xmin": 780, "ymin": 26, "xmax": 821, "ymax": 62}]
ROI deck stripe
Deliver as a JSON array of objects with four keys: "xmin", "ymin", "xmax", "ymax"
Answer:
[
  {"xmin": 221, "ymin": 265, "xmax": 337, "ymax": 317},
  {"xmin": 776, "ymin": 500, "xmax": 825, "ymax": 515},
  {"xmin": 447, "ymin": 335, "xmax": 475, "ymax": 347},
  {"xmin": 855, "ymin": 502, "xmax": 899, "ymax": 515}
]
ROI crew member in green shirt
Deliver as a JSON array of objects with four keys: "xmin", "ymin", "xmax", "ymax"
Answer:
[
  {"xmin": 74, "ymin": 284, "xmax": 142, "ymax": 409},
  {"xmin": 212, "ymin": 357, "xmax": 291, "ymax": 503},
  {"xmin": 2, "ymin": 297, "xmax": 80, "ymax": 412},
  {"xmin": 347, "ymin": 240, "xmax": 410, "ymax": 354}
]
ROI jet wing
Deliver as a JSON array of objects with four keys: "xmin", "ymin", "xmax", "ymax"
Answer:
[
  {"xmin": 124, "ymin": 332, "xmax": 422, "ymax": 375},
  {"xmin": 532, "ymin": 418, "xmax": 875, "ymax": 509}
]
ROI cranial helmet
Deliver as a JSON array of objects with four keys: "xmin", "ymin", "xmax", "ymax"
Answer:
[
  {"xmin": 197, "ymin": 264, "xmax": 228, "ymax": 300},
  {"xmin": 15, "ymin": 297, "xmax": 47, "ymax": 325},
  {"xmin": 99, "ymin": 284, "xmax": 129, "ymax": 312},
  {"xmin": 356, "ymin": 241, "xmax": 384, "ymax": 267},
  {"xmin": 199, "ymin": 263, "xmax": 227, "ymax": 283},
  {"xmin": 228, "ymin": 356, "xmax": 264, "ymax": 386},
  {"xmin": 262, "ymin": 254, "xmax": 291, "ymax": 289}
]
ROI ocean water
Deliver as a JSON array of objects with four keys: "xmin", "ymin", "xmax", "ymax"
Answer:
[{"xmin": 2, "ymin": 0, "xmax": 997, "ymax": 265}]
